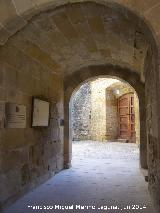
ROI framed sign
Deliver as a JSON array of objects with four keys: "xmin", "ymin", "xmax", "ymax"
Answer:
[{"xmin": 32, "ymin": 98, "xmax": 50, "ymax": 127}]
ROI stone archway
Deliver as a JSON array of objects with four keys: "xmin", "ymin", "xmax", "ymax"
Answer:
[
  {"xmin": 64, "ymin": 64, "xmax": 146, "ymax": 169},
  {"xmin": 0, "ymin": 0, "xmax": 160, "ymax": 211}
]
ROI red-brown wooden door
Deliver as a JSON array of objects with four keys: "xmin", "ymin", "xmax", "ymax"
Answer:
[{"xmin": 118, "ymin": 93, "xmax": 136, "ymax": 143}]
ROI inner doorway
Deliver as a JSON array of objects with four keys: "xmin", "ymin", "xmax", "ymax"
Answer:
[
  {"xmin": 118, "ymin": 93, "xmax": 136, "ymax": 143},
  {"xmin": 64, "ymin": 66, "xmax": 147, "ymax": 171}
]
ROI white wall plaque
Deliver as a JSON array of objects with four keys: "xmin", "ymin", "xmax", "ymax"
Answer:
[
  {"xmin": 32, "ymin": 98, "xmax": 50, "ymax": 127},
  {"xmin": 5, "ymin": 103, "xmax": 26, "ymax": 128}
]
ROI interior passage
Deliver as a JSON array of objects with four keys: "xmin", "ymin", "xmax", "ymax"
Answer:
[{"xmin": 4, "ymin": 141, "xmax": 156, "ymax": 213}]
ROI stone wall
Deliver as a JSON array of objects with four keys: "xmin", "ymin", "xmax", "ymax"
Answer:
[
  {"xmin": 0, "ymin": 42, "xmax": 64, "ymax": 208},
  {"xmin": 90, "ymin": 78, "xmax": 119, "ymax": 141},
  {"xmin": 145, "ymin": 45, "xmax": 160, "ymax": 211},
  {"xmin": 105, "ymin": 89, "xmax": 118, "ymax": 140},
  {"xmin": 71, "ymin": 83, "xmax": 91, "ymax": 140}
]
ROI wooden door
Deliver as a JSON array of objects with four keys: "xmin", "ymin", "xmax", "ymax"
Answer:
[{"xmin": 118, "ymin": 93, "xmax": 136, "ymax": 143}]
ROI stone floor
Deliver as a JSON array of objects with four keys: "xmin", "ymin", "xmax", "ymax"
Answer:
[{"xmin": 3, "ymin": 141, "xmax": 156, "ymax": 213}]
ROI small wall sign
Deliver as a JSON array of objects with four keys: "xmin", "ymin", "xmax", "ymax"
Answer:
[
  {"xmin": 5, "ymin": 103, "xmax": 26, "ymax": 128},
  {"xmin": 32, "ymin": 98, "xmax": 50, "ymax": 127}
]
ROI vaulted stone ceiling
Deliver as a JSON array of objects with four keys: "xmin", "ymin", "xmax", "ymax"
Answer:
[{"xmin": 0, "ymin": 2, "xmax": 149, "ymax": 78}]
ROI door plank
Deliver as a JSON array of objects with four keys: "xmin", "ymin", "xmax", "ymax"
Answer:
[{"xmin": 118, "ymin": 93, "xmax": 136, "ymax": 143}]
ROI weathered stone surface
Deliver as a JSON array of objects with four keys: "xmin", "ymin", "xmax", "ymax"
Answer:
[
  {"xmin": 71, "ymin": 83, "xmax": 91, "ymax": 141},
  {"xmin": 89, "ymin": 78, "xmax": 119, "ymax": 141},
  {"xmin": 0, "ymin": 25, "xmax": 11, "ymax": 45},
  {"xmin": 105, "ymin": 89, "xmax": 118, "ymax": 140},
  {"xmin": 52, "ymin": 12, "xmax": 79, "ymax": 40},
  {"xmin": 88, "ymin": 16, "xmax": 105, "ymax": 34},
  {"xmin": 0, "ymin": 0, "xmax": 17, "ymax": 25},
  {"xmin": 0, "ymin": 2, "xmax": 150, "ymax": 76},
  {"xmin": 0, "ymin": 1, "xmax": 160, "ymax": 212},
  {"xmin": 65, "ymin": 4, "xmax": 85, "ymax": 24},
  {"xmin": 13, "ymin": 0, "xmax": 36, "ymax": 16}
]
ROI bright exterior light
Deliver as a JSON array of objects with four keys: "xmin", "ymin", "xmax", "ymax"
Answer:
[{"xmin": 114, "ymin": 89, "xmax": 120, "ymax": 95}]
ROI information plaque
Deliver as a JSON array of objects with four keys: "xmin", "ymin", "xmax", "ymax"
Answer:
[{"xmin": 5, "ymin": 103, "xmax": 26, "ymax": 128}]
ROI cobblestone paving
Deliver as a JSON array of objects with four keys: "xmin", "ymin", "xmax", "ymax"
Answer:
[{"xmin": 4, "ymin": 141, "xmax": 156, "ymax": 213}]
